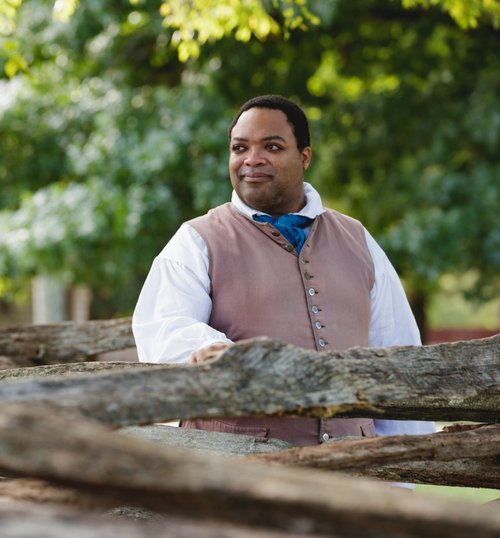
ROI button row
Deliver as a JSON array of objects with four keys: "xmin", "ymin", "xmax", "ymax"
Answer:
[{"xmin": 304, "ymin": 261, "xmax": 326, "ymax": 349}]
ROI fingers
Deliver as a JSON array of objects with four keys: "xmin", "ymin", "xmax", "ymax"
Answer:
[{"xmin": 191, "ymin": 342, "xmax": 231, "ymax": 364}]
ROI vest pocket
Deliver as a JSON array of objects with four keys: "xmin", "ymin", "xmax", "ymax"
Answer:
[
  {"xmin": 180, "ymin": 418, "xmax": 269, "ymax": 438},
  {"xmin": 209, "ymin": 419, "xmax": 269, "ymax": 438},
  {"xmin": 360, "ymin": 419, "xmax": 376, "ymax": 437}
]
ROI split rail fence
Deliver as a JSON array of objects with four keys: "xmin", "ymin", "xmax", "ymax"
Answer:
[{"xmin": 0, "ymin": 317, "xmax": 498, "ymax": 538}]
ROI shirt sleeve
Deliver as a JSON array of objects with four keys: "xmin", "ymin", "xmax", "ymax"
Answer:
[
  {"xmin": 364, "ymin": 229, "xmax": 436, "ymax": 440},
  {"xmin": 132, "ymin": 224, "xmax": 232, "ymax": 364}
]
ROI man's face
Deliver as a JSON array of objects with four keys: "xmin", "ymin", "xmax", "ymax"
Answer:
[{"xmin": 229, "ymin": 107, "xmax": 311, "ymax": 216}]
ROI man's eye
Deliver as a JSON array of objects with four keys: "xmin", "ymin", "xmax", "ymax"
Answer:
[
  {"xmin": 266, "ymin": 144, "xmax": 281, "ymax": 151},
  {"xmin": 232, "ymin": 145, "xmax": 246, "ymax": 152}
]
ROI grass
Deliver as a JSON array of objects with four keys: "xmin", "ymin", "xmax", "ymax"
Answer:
[
  {"xmin": 414, "ymin": 422, "xmax": 499, "ymax": 505},
  {"xmin": 428, "ymin": 273, "xmax": 500, "ymax": 329},
  {"xmin": 415, "ymin": 484, "xmax": 499, "ymax": 504}
]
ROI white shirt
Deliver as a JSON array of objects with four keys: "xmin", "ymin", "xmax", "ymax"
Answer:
[{"xmin": 133, "ymin": 183, "xmax": 435, "ymax": 440}]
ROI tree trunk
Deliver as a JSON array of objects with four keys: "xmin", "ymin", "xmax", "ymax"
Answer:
[
  {"xmin": 31, "ymin": 275, "xmax": 66, "ymax": 324},
  {"xmin": 409, "ymin": 289, "xmax": 427, "ymax": 344},
  {"xmin": 70, "ymin": 284, "xmax": 93, "ymax": 322}
]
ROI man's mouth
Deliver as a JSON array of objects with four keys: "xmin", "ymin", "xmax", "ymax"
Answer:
[{"xmin": 240, "ymin": 171, "xmax": 273, "ymax": 183}]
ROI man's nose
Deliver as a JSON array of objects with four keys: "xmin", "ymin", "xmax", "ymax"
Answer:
[{"xmin": 244, "ymin": 147, "xmax": 265, "ymax": 166}]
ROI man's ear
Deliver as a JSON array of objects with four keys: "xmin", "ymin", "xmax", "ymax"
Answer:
[{"xmin": 301, "ymin": 147, "xmax": 312, "ymax": 170}]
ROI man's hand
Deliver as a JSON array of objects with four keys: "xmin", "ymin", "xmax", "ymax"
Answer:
[{"xmin": 191, "ymin": 342, "xmax": 232, "ymax": 364}]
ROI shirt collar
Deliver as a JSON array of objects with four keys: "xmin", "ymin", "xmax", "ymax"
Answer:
[{"xmin": 231, "ymin": 182, "xmax": 325, "ymax": 219}]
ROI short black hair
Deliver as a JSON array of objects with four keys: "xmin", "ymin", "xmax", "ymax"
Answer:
[{"xmin": 228, "ymin": 95, "xmax": 310, "ymax": 150}]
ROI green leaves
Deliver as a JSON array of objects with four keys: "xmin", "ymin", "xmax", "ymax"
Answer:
[
  {"xmin": 159, "ymin": 0, "xmax": 319, "ymax": 61},
  {"xmin": 1, "ymin": 0, "xmax": 499, "ymax": 317},
  {"xmin": 402, "ymin": 0, "xmax": 500, "ymax": 29},
  {"xmin": 0, "ymin": 0, "xmax": 22, "ymax": 34},
  {"xmin": 0, "ymin": 63, "xmax": 232, "ymax": 309}
]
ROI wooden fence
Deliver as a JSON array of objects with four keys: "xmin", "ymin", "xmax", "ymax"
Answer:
[{"xmin": 0, "ymin": 318, "xmax": 498, "ymax": 538}]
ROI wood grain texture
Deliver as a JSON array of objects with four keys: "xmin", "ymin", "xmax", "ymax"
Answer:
[
  {"xmin": 0, "ymin": 335, "xmax": 497, "ymax": 424},
  {"xmin": 122, "ymin": 424, "xmax": 500, "ymax": 488},
  {"xmin": 0, "ymin": 498, "xmax": 313, "ymax": 538},
  {"xmin": 251, "ymin": 424, "xmax": 500, "ymax": 468},
  {"xmin": 0, "ymin": 403, "xmax": 499, "ymax": 538},
  {"xmin": 0, "ymin": 318, "xmax": 134, "ymax": 364},
  {"xmin": 0, "ymin": 361, "xmax": 157, "ymax": 382}
]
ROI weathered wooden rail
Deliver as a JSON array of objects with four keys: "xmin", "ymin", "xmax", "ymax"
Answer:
[
  {"xmin": 0, "ymin": 317, "xmax": 134, "ymax": 365},
  {"xmin": 0, "ymin": 319, "xmax": 498, "ymax": 537},
  {"xmin": 0, "ymin": 335, "xmax": 498, "ymax": 423}
]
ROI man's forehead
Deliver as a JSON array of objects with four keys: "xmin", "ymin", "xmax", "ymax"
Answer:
[
  {"xmin": 231, "ymin": 108, "xmax": 293, "ymax": 140},
  {"xmin": 231, "ymin": 134, "xmax": 287, "ymax": 142}
]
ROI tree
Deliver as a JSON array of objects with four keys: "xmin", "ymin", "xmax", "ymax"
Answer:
[
  {"xmin": 0, "ymin": 0, "xmax": 498, "ymax": 333},
  {"xmin": 305, "ymin": 0, "xmax": 500, "ymax": 337},
  {"xmin": 0, "ymin": 0, "xmax": 236, "ymax": 314}
]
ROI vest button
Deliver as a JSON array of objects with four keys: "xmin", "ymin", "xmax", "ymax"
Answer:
[
  {"xmin": 271, "ymin": 231, "xmax": 280, "ymax": 236},
  {"xmin": 318, "ymin": 338, "xmax": 326, "ymax": 347},
  {"xmin": 315, "ymin": 321, "xmax": 322, "ymax": 329},
  {"xmin": 308, "ymin": 288, "xmax": 315, "ymax": 296},
  {"xmin": 311, "ymin": 306, "xmax": 319, "ymax": 314},
  {"xmin": 322, "ymin": 433, "xmax": 330, "ymax": 442},
  {"xmin": 300, "ymin": 256, "xmax": 308, "ymax": 264},
  {"xmin": 285, "ymin": 244, "xmax": 294, "ymax": 252}
]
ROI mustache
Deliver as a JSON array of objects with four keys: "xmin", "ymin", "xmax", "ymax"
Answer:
[{"xmin": 238, "ymin": 167, "xmax": 274, "ymax": 176}]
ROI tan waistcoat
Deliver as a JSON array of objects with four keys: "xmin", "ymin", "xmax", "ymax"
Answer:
[{"xmin": 182, "ymin": 203, "xmax": 376, "ymax": 445}]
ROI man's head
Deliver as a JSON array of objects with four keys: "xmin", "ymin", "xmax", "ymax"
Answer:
[
  {"xmin": 228, "ymin": 95, "xmax": 311, "ymax": 151},
  {"xmin": 228, "ymin": 95, "xmax": 312, "ymax": 216}
]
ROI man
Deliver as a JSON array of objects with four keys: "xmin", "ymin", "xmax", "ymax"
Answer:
[{"xmin": 133, "ymin": 94, "xmax": 434, "ymax": 446}]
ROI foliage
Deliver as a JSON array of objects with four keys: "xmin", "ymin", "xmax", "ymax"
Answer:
[
  {"xmin": 159, "ymin": 0, "xmax": 320, "ymax": 61},
  {"xmin": 0, "ymin": 1, "xmax": 233, "ymax": 312},
  {"xmin": 0, "ymin": 74, "xmax": 232, "ymax": 310},
  {"xmin": 2, "ymin": 0, "xmax": 500, "ymax": 73},
  {"xmin": 0, "ymin": 0, "xmax": 499, "ymax": 320},
  {"xmin": 0, "ymin": 0, "xmax": 320, "ymax": 71},
  {"xmin": 402, "ymin": 0, "xmax": 500, "ymax": 29},
  {"xmin": 307, "ymin": 1, "xmax": 500, "ymax": 304}
]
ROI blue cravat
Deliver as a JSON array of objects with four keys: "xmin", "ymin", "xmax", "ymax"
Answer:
[{"xmin": 253, "ymin": 213, "xmax": 314, "ymax": 253}]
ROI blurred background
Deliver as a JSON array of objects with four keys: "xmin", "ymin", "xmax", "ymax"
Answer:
[
  {"xmin": 0, "ymin": 0, "xmax": 499, "ymax": 346},
  {"xmin": 0, "ymin": 0, "xmax": 499, "ymax": 503}
]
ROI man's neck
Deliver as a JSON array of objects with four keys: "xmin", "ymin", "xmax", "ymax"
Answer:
[{"xmin": 231, "ymin": 182, "xmax": 325, "ymax": 220}]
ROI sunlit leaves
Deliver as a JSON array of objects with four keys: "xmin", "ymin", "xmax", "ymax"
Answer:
[
  {"xmin": 0, "ymin": 64, "xmax": 232, "ymax": 303},
  {"xmin": 52, "ymin": 0, "xmax": 78, "ymax": 22},
  {"xmin": 160, "ymin": 0, "xmax": 319, "ymax": 61},
  {"xmin": 0, "ymin": 39, "xmax": 26, "ymax": 76},
  {"xmin": 308, "ymin": 3, "xmax": 500, "ymax": 304},
  {"xmin": 402, "ymin": 0, "xmax": 500, "ymax": 29},
  {"xmin": 1, "ymin": 0, "xmax": 499, "ymax": 314},
  {"xmin": 0, "ymin": 0, "xmax": 22, "ymax": 34},
  {"xmin": 307, "ymin": 50, "xmax": 400, "ymax": 100}
]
